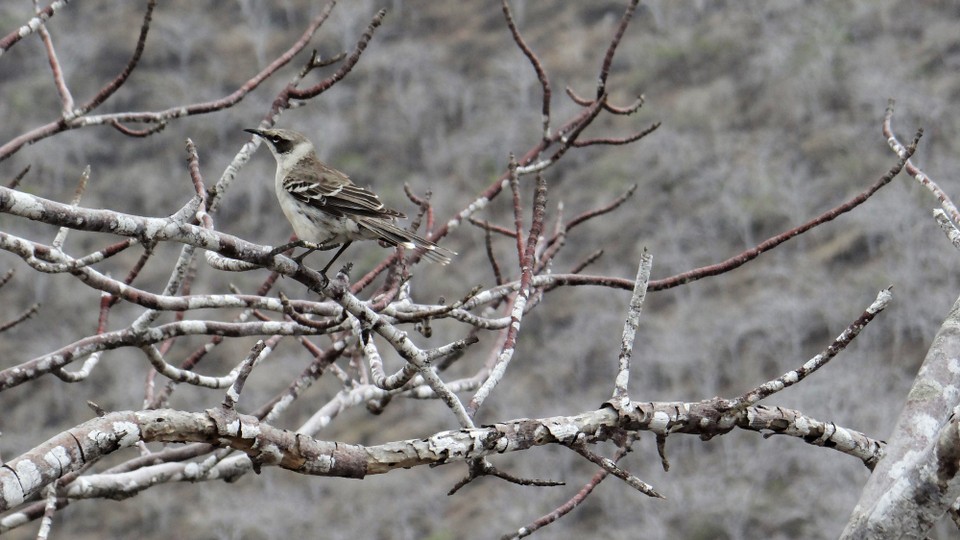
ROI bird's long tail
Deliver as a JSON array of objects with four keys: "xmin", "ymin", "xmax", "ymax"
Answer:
[{"xmin": 357, "ymin": 218, "xmax": 455, "ymax": 264}]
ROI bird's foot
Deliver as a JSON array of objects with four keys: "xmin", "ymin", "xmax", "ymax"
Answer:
[
  {"xmin": 292, "ymin": 244, "xmax": 322, "ymax": 264},
  {"xmin": 268, "ymin": 239, "xmax": 313, "ymax": 258}
]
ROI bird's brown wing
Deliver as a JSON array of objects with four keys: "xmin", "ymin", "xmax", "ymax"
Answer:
[
  {"xmin": 282, "ymin": 158, "xmax": 405, "ymax": 219},
  {"xmin": 356, "ymin": 217, "xmax": 454, "ymax": 264}
]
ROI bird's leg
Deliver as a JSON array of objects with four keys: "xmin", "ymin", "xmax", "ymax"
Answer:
[
  {"xmin": 268, "ymin": 239, "xmax": 316, "ymax": 258},
  {"xmin": 293, "ymin": 240, "xmax": 345, "ymax": 263},
  {"xmin": 292, "ymin": 244, "xmax": 319, "ymax": 263},
  {"xmin": 319, "ymin": 241, "xmax": 353, "ymax": 275}
]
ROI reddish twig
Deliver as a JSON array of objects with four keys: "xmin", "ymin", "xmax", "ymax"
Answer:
[
  {"xmin": 107, "ymin": 243, "xmax": 155, "ymax": 308},
  {"xmin": 508, "ymin": 157, "xmax": 525, "ymax": 263},
  {"xmin": 602, "ymin": 96, "xmax": 646, "ymax": 115},
  {"xmin": 287, "ymin": 9, "xmax": 386, "ymax": 100},
  {"xmin": 506, "ymin": 441, "xmax": 634, "ymax": 539},
  {"xmin": 536, "ymin": 133, "xmax": 912, "ymax": 295},
  {"xmin": 95, "ymin": 292, "xmax": 111, "ymax": 334},
  {"xmin": 0, "ymin": 268, "xmax": 14, "ymax": 289},
  {"xmin": 596, "ymin": 0, "xmax": 639, "ymax": 99},
  {"xmin": 280, "ymin": 292, "xmax": 346, "ymax": 330},
  {"xmin": 566, "ymin": 86, "xmax": 645, "ymax": 115},
  {"xmin": 0, "ymin": 0, "xmax": 71, "ymax": 53},
  {"xmin": 36, "ymin": 22, "xmax": 74, "ymax": 114},
  {"xmin": 467, "ymin": 173, "xmax": 547, "ymax": 417},
  {"xmin": 548, "ymin": 184, "xmax": 637, "ymax": 250},
  {"xmin": 353, "ymin": 90, "xmax": 613, "ymax": 291},
  {"xmin": 0, "ymin": 2, "xmax": 338, "ymax": 161},
  {"xmin": 569, "ymin": 438, "xmax": 662, "ymax": 499},
  {"xmin": 501, "ymin": 0, "xmax": 551, "ymax": 141},
  {"xmin": 525, "ymin": 95, "xmax": 607, "ymax": 173},
  {"xmin": 7, "ymin": 165, "xmax": 31, "ymax": 189},
  {"xmin": 484, "ymin": 225, "xmax": 505, "ymax": 286},
  {"xmin": 351, "ymin": 253, "xmax": 397, "ymax": 294},
  {"xmin": 109, "ymin": 120, "xmax": 166, "ymax": 137},
  {"xmin": 154, "ymin": 253, "xmax": 199, "ymax": 360},
  {"xmin": 75, "ymin": 0, "xmax": 157, "ymax": 116},
  {"xmin": 468, "ymin": 218, "xmax": 517, "ymax": 238},
  {"xmin": 569, "ymin": 249, "xmax": 604, "ymax": 274},
  {"xmin": 534, "ymin": 185, "xmax": 636, "ymax": 273},
  {"xmin": 0, "ymin": 303, "xmax": 40, "ymax": 333},
  {"xmin": 251, "ymin": 337, "xmax": 348, "ymax": 421},
  {"xmin": 368, "ymin": 268, "xmax": 406, "ymax": 312},
  {"xmin": 572, "ymin": 121, "xmax": 660, "ymax": 147},
  {"xmin": 404, "ymin": 183, "xmax": 436, "ymax": 233},
  {"xmin": 650, "ymin": 130, "xmax": 921, "ymax": 291}
]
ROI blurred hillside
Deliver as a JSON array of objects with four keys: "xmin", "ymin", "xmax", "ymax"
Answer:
[{"xmin": 1, "ymin": 1, "xmax": 959, "ymax": 538}]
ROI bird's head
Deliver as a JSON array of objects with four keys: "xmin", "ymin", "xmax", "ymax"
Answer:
[{"xmin": 244, "ymin": 128, "xmax": 313, "ymax": 164}]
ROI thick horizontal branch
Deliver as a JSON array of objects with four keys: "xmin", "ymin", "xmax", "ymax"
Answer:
[
  {"xmin": 0, "ymin": 319, "xmax": 311, "ymax": 391},
  {"xmin": 0, "ymin": 185, "xmax": 326, "ymax": 288},
  {"xmin": 0, "ymin": 401, "xmax": 882, "ymax": 513},
  {"xmin": 0, "ymin": 232, "xmax": 335, "ymax": 313}
]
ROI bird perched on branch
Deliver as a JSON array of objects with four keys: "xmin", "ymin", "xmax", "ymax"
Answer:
[{"xmin": 245, "ymin": 128, "xmax": 454, "ymax": 275}]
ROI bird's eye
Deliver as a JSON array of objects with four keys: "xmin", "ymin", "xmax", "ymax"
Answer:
[{"xmin": 270, "ymin": 136, "xmax": 282, "ymax": 144}]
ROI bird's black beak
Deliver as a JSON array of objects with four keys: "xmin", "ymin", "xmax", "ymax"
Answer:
[{"xmin": 244, "ymin": 128, "xmax": 265, "ymax": 137}]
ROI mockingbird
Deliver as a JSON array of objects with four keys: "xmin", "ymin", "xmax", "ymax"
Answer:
[{"xmin": 245, "ymin": 128, "xmax": 454, "ymax": 275}]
